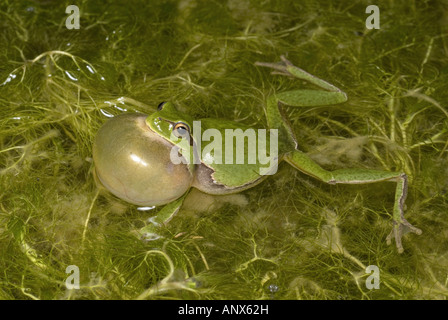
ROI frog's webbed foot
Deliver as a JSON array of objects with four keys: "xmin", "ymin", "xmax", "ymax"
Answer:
[
  {"xmin": 255, "ymin": 55, "xmax": 295, "ymax": 77},
  {"xmin": 386, "ymin": 218, "xmax": 422, "ymax": 254}
]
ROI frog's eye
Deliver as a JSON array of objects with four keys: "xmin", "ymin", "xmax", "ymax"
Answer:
[
  {"xmin": 173, "ymin": 122, "xmax": 190, "ymax": 138},
  {"xmin": 157, "ymin": 101, "xmax": 167, "ymax": 110}
]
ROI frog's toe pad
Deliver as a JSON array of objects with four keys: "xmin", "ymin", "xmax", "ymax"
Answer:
[
  {"xmin": 404, "ymin": 219, "xmax": 422, "ymax": 235},
  {"xmin": 140, "ymin": 232, "xmax": 162, "ymax": 242},
  {"xmin": 386, "ymin": 219, "xmax": 421, "ymax": 253}
]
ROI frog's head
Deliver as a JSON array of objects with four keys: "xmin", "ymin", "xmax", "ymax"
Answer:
[
  {"xmin": 146, "ymin": 102, "xmax": 196, "ymax": 163},
  {"xmin": 146, "ymin": 101, "xmax": 194, "ymax": 142}
]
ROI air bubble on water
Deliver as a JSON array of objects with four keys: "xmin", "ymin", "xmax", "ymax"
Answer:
[
  {"xmin": 268, "ymin": 284, "xmax": 278, "ymax": 293},
  {"xmin": 137, "ymin": 206, "xmax": 156, "ymax": 211},
  {"xmin": 65, "ymin": 70, "xmax": 78, "ymax": 81},
  {"xmin": 1, "ymin": 73, "xmax": 17, "ymax": 86},
  {"xmin": 85, "ymin": 64, "xmax": 95, "ymax": 74},
  {"xmin": 100, "ymin": 109, "xmax": 114, "ymax": 118}
]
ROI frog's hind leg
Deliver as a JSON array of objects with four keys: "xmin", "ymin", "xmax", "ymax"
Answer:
[
  {"xmin": 257, "ymin": 57, "xmax": 421, "ymax": 252},
  {"xmin": 284, "ymin": 150, "xmax": 422, "ymax": 253},
  {"xmin": 256, "ymin": 56, "xmax": 348, "ymax": 95},
  {"xmin": 256, "ymin": 56, "xmax": 347, "ymax": 153}
]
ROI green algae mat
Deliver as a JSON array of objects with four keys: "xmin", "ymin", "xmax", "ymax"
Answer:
[{"xmin": 0, "ymin": 0, "xmax": 447, "ymax": 300}]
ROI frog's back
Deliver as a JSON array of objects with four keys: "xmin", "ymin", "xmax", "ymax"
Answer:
[{"xmin": 192, "ymin": 118, "xmax": 276, "ymax": 195}]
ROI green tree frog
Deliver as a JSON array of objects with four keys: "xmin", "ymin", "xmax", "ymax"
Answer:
[{"xmin": 93, "ymin": 56, "xmax": 421, "ymax": 253}]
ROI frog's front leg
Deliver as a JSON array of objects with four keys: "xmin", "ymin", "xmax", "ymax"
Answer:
[
  {"xmin": 137, "ymin": 192, "xmax": 189, "ymax": 241},
  {"xmin": 285, "ymin": 150, "xmax": 422, "ymax": 253}
]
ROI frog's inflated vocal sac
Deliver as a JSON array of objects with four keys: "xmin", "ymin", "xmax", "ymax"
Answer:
[{"xmin": 93, "ymin": 56, "xmax": 421, "ymax": 253}]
